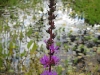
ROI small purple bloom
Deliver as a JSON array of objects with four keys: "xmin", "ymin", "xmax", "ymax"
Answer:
[
  {"xmin": 49, "ymin": 43, "xmax": 59, "ymax": 53},
  {"xmin": 44, "ymin": 40, "xmax": 47, "ymax": 43},
  {"xmin": 51, "ymin": 56, "xmax": 60, "ymax": 66},
  {"xmin": 41, "ymin": 70, "xmax": 57, "ymax": 75},
  {"xmin": 40, "ymin": 55, "xmax": 49, "ymax": 67},
  {"xmin": 40, "ymin": 55, "xmax": 60, "ymax": 67}
]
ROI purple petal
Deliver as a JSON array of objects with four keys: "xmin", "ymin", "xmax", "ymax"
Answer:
[
  {"xmin": 44, "ymin": 40, "xmax": 47, "ymax": 43},
  {"xmin": 40, "ymin": 55, "xmax": 49, "ymax": 67},
  {"xmin": 51, "ymin": 43, "xmax": 54, "ymax": 48},
  {"xmin": 55, "ymin": 46, "xmax": 59, "ymax": 50},
  {"xmin": 49, "ymin": 43, "xmax": 59, "ymax": 54},
  {"xmin": 52, "ymin": 56, "xmax": 60, "ymax": 65},
  {"xmin": 49, "ymin": 43, "xmax": 56, "ymax": 50},
  {"xmin": 49, "ymin": 44, "xmax": 54, "ymax": 50}
]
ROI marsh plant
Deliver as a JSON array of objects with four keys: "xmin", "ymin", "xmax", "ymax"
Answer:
[{"xmin": 40, "ymin": 0, "xmax": 60, "ymax": 75}]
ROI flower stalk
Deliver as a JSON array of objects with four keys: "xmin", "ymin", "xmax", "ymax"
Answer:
[
  {"xmin": 40, "ymin": 0, "xmax": 60, "ymax": 75},
  {"xmin": 47, "ymin": 0, "xmax": 56, "ymax": 72}
]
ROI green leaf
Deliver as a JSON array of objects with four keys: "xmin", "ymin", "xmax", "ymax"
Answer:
[
  {"xmin": 4, "ymin": 25, "xmax": 10, "ymax": 31},
  {"xmin": 56, "ymin": 66, "xmax": 62, "ymax": 75},
  {"xmin": 87, "ymin": 72, "xmax": 91, "ymax": 75},
  {"xmin": 56, "ymin": 42, "xmax": 61, "ymax": 46},
  {"xmin": 2, "ymin": 53, "xmax": 7, "ymax": 58},
  {"xmin": 95, "ymin": 65, "xmax": 99, "ymax": 71},
  {"xmin": 30, "ymin": 42, "xmax": 38, "ymax": 54},
  {"xmin": 8, "ymin": 69, "xmax": 14, "ymax": 73},
  {"xmin": 0, "ymin": 25, "xmax": 3, "ymax": 33},
  {"xmin": 74, "ymin": 58, "xmax": 78, "ymax": 64},
  {"xmin": 19, "ymin": 31, "xmax": 24, "ymax": 41},
  {"xmin": 27, "ymin": 40, "xmax": 33, "ymax": 49},
  {"xmin": 0, "ymin": 59, "xmax": 3, "ymax": 67},
  {"xmin": 0, "ymin": 43, "xmax": 3, "ymax": 54},
  {"xmin": 65, "ymin": 60, "xmax": 68, "ymax": 65},
  {"xmin": 20, "ymin": 50, "xmax": 26, "ymax": 57},
  {"xmin": 9, "ymin": 42, "xmax": 13, "ymax": 49},
  {"xmin": 12, "ymin": 32, "xmax": 18, "ymax": 42},
  {"xmin": 25, "ymin": 72, "xmax": 31, "ymax": 75},
  {"xmin": 26, "ymin": 28, "xmax": 33, "ymax": 37},
  {"xmin": 9, "ymin": 42, "xmax": 14, "ymax": 55}
]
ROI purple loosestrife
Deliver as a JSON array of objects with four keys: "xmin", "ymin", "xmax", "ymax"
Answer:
[{"xmin": 40, "ymin": 0, "xmax": 60, "ymax": 75}]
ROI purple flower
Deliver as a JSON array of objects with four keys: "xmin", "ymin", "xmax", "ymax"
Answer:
[
  {"xmin": 41, "ymin": 70, "xmax": 57, "ymax": 75},
  {"xmin": 40, "ymin": 55, "xmax": 49, "ymax": 67},
  {"xmin": 44, "ymin": 40, "xmax": 47, "ymax": 43},
  {"xmin": 40, "ymin": 55, "xmax": 60, "ymax": 67},
  {"xmin": 51, "ymin": 56, "xmax": 60, "ymax": 66},
  {"xmin": 49, "ymin": 43, "xmax": 59, "ymax": 53}
]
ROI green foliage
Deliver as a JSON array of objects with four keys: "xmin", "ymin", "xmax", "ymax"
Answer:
[
  {"xmin": 97, "ymin": 47, "xmax": 100, "ymax": 54},
  {"xmin": 4, "ymin": 25, "xmax": 10, "ymax": 31},
  {"xmin": 19, "ymin": 31, "xmax": 24, "ymax": 41},
  {"xmin": 0, "ymin": 59, "xmax": 3, "ymax": 68},
  {"xmin": 63, "ymin": 0, "xmax": 100, "ymax": 25},
  {"xmin": 8, "ymin": 0, "xmax": 20, "ymax": 6},
  {"xmin": 0, "ymin": 43, "xmax": 3, "ymax": 54},
  {"xmin": 74, "ymin": 59, "xmax": 78, "ymax": 64},
  {"xmin": 27, "ymin": 40, "xmax": 33, "ymax": 49},
  {"xmin": 0, "ymin": 21, "xmax": 3, "ymax": 33},
  {"xmin": 8, "ymin": 69, "xmax": 14, "ymax": 73},
  {"xmin": 9, "ymin": 42, "xmax": 14, "ymax": 55},
  {"xmin": 65, "ymin": 60, "xmax": 69, "ymax": 66},
  {"xmin": 87, "ymin": 73, "xmax": 91, "ymax": 75},
  {"xmin": 84, "ymin": 35, "xmax": 91, "ymax": 40},
  {"xmin": 20, "ymin": 50, "xmax": 26, "ymax": 57},
  {"xmin": 56, "ymin": 66, "xmax": 63, "ymax": 75},
  {"xmin": 30, "ymin": 42, "xmax": 38, "ymax": 54},
  {"xmin": 0, "ymin": 43, "xmax": 3, "ymax": 67},
  {"xmin": 26, "ymin": 28, "xmax": 33, "ymax": 37},
  {"xmin": 27, "ymin": 40, "xmax": 38, "ymax": 55},
  {"xmin": 64, "ymin": 44, "xmax": 69, "ymax": 51},
  {"xmin": 0, "ymin": 0, "xmax": 20, "ymax": 7},
  {"xmin": 10, "ymin": 13, "xmax": 18, "ymax": 19},
  {"xmin": 0, "ymin": 43, "xmax": 8, "ymax": 68},
  {"xmin": 56, "ymin": 42, "xmax": 61, "ymax": 47}
]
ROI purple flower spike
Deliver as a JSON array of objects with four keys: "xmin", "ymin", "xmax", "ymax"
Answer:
[
  {"xmin": 41, "ymin": 0, "xmax": 59, "ymax": 74},
  {"xmin": 49, "ymin": 43, "xmax": 59, "ymax": 53},
  {"xmin": 41, "ymin": 70, "xmax": 57, "ymax": 75}
]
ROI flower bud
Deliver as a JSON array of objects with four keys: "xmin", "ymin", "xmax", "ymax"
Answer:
[
  {"xmin": 52, "ymin": 33, "xmax": 56, "ymax": 39},
  {"xmin": 50, "ymin": 6, "xmax": 56, "ymax": 12}
]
